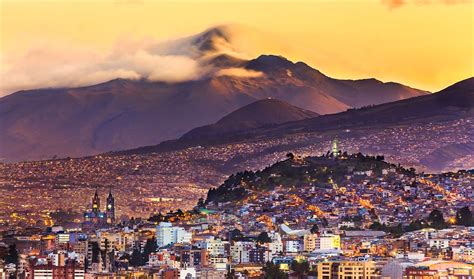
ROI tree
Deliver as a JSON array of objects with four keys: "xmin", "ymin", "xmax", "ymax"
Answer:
[
  {"xmin": 369, "ymin": 221, "xmax": 385, "ymax": 231},
  {"xmin": 197, "ymin": 198, "xmax": 206, "ymax": 208},
  {"xmin": 148, "ymin": 213, "xmax": 164, "ymax": 223},
  {"xmin": 226, "ymin": 269, "xmax": 235, "ymax": 279},
  {"xmin": 456, "ymin": 206, "xmax": 473, "ymax": 226},
  {"xmin": 263, "ymin": 262, "xmax": 288, "ymax": 279},
  {"xmin": 428, "ymin": 209, "xmax": 447, "ymax": 229},
  {"xmin": 321, "ymin": 217, "xmax": 329, "ymax": 227},
  {"xmin": 388, "ymin": 223, "xmax": 404, "ymax": 237},
  {"xmin": 91, "ymin": 242, "xmax": 100, "ymax": 263},
  {"xmin": 256, "ymin": 232, "xmax": 272, "ymax": 245},
  {"xmin": 5, "ymin": 244, "xmax": 18, "ymax": 265},
  {"xmin": 229, "ymin": 229, "xmax": 244, "ymax": 241},
  {"xmin": 84, "ymin": 257, "xmax": 89, "ymax": 271},
  {"xmin": 369, "ymin": 208, "xmax": 378, "ymax": 219},
  {"xmin": 130, "ymin": 248, "xmax": 144, "ymax": 267},
  {"xmin": 290, "ymin": 261, "xmax": 310, "ymax": 278},
  {"xmin": 143, "ymin": 237, "xmax": 157, "ymax": 263},
  {"xmin": 406, "ymin": 219, "xmax": 427, "ymax": 232}
]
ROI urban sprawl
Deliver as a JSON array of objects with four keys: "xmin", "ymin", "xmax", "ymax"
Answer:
[{"xmin": 0, "ymin": 140, "xmax": 473, "ymax": 279}]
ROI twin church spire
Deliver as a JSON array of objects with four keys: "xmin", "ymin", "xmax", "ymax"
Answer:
[{"xmin": 85, "ymin": 186, "xmax": 115, "ymax": 226}]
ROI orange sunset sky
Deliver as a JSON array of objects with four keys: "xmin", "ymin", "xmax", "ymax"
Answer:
[{"xmin": 0, "ymin": 0, "xmax": 473, "ymax": 95}]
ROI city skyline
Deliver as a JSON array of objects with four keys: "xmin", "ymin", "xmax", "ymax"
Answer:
[{"xmin": 0, "ymin": 1, "xmax": 473, "ymax": 278}]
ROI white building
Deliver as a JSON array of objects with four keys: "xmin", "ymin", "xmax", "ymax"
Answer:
[
  {"xmin": 230, "ymin": 241, "xmax": 255, "ymax": 263},
  {"xmin": 56, "ymin": 233, "xmax": 70, "ymax": 244},
  {"xmin": 315, "ymin": 233, "xmax": 340, "ymax": 251},
  {"xmin": 267, "ymin": 232, "xmax": 284, "ymax": 259},
  {"xmin": 156, "ymin": 222, "xmax": 192, "ymax": 247},
  {"xmin": 428, "ymin": 238, "xmax": 450, "ymax": 249},
  {"xmin": 203, "ymin": 237, "xmax": 227, "ymax": 257},
  {"xmin": 201, "ymin": 237, "xmax": 228, "ymax": 270},
  {"xmin": 284, "ymin": 240, "xmax": 302, "ymax": 253}
]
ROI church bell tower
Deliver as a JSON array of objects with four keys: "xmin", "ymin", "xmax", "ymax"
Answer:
[
  {"xmin": 92, "ymin": 188, "xmax": 100, "ymax": 213},
  {"xmin": 106, "ymin": 186, "xmax": 115, "ymax": 224}
]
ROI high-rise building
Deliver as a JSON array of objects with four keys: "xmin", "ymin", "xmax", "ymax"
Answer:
[
  {"xmin": 317, "ymin": 260, "xmax": 377, "ymax": 279},
  {"xmin": 303, "ymin": 234, "xmax": 318, "ymax": 252},
  {"xmin": 249, "ymin": 246, "xmax": 268, "ymax": 264},
  {"xmin": 230, "ymin": 241, "xmax": 255, "ymax": 263},
  {"xmin": 201, "ymin": 237, "xmax": 228, "ymax": 270},
  {"xmin": 156, "ymin": 222, "xmax": 192, "ymax": 247}
]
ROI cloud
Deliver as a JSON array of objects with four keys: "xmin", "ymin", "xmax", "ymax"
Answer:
[
  {"xmin": 382, "ymin": 0, "xmax": 471, "ymax": 8},
  {"xmin": 0, "ymin": 43, "xmax": 203, "ymax": 96},
  {"xmin": 215, "ymin": 68, "xmax": 263, "ymax": 78},
  {"xmin": 0, "ymin": 25, "xmax": 260, "ymax": 96}
]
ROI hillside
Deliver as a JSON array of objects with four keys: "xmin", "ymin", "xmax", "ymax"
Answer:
[
  {"xmin": 124, "ymin": 77, "xmax": 473, "ymax": 156},
  {"xmin": 205, "ymin": 153, "xmax": 408, "ymax": 204},
  {"xmin": 182, "ymin": 99, "xmax": 318, "ymax": 139},
  {"xmin": 0, "ymin": 26, "xmax": 426, "ymax": 162}
]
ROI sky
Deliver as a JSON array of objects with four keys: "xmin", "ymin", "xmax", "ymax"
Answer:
[{"xmin": 0, "ymin": 0, "xmax": 473, "ymax": 95}]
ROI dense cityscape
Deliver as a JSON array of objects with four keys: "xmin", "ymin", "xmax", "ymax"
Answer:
[
  {"xmin": 1, "ymin": 2, "xmax": 473, "ymax": 277},
  {"xmin": 0, "ymin": 141, "xmax": 472, "ymax": 278},
  {"xmin": 1, "ymin": 117, "xmax": 472, "ymax": 230}
]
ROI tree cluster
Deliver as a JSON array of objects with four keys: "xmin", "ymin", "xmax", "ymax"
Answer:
[
  {"xmin": 369, "ymin": 207, "xmax": 473, "ymax": 237},
  {"xmin": 263, "ymin": 262, "xmax": 288, "ymax": 279},
  {"xmin": 130, "ymin": 237, "xmax": 158, "ymax": 267}
]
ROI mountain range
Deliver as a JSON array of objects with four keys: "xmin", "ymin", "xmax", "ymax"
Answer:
[
  {"xmin": 122, "ymin": 76, "xmax": 474, "ymax": 170},
  {"xmin": 0, "ymin": 26, "xmax": 429, "ymax": 162}
]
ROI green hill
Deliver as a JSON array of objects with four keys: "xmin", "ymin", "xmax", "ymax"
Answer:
[{"xmin": 205, "ymin": 152, "xmax": 414, "ymax": 204}]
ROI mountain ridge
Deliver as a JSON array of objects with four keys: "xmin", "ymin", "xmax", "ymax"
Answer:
[
  {"xmin": 119, "ymin": 77, "xmax": 473, "ymax": 156},
  {"xmin": 0, "ymin": 27, "xmax": 428, "ymax": 162},
  {"xmin": 182, "ymin": 98, "xmax": 318, "ymax": 139}
]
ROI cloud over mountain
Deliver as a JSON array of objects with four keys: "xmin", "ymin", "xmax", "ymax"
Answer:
[
  {"xmin": 0, "ymin": 25, "xmax": 262, "ymax": 96},
  {"xmin": 0, "ymin": 26, "xmax": 429, "ymax": 162}
]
